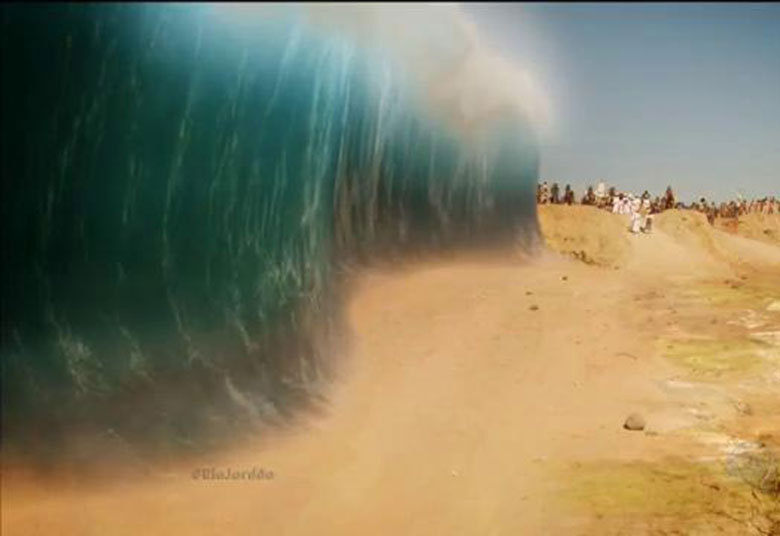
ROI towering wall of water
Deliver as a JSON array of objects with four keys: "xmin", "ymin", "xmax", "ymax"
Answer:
[{"xmin": 1, "ymin": 4, "xmax": 540, "ymax": 460}]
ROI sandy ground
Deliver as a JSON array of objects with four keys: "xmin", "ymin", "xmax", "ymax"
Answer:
[{"xmin": 3, "ymin": 207, "xmax": 779, "ymax": 535}]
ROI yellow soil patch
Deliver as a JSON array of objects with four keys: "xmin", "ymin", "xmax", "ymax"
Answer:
[
  {"xmin": 559, "ymin": 458, "xmax": 779, "ymax": 535},
  {"xmin": 660, "ymin": 338, "xmax": 769, "ymax": 379}
]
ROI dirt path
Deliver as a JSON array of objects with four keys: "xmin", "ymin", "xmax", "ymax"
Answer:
[{"xmin": 3, "ymin": 210, "xmax": 779, "ymax": 535}]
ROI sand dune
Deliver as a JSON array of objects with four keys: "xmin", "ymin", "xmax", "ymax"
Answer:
[
  {"xmin": 3, "ymin": 206, "xmax": 779, "ymax": 535},
  {"xmin": 716, "ymin": 212, "xmax": 780, "ymax": 247}
]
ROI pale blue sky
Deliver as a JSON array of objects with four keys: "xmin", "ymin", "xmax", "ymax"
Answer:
[{"xmin": 463, "ymin": 3, "xmax": 780, "ymax": 202}]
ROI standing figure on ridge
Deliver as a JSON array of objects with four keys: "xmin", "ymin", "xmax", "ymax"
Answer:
[
  {"xmin": 664, "ymin": 186, "xmax": 676, "ymax": 211},
  {"xmin": 582, "ymin": 186, "xmax": 596, "ymax": 206},
  {"xmin": 595, "ymin": 181, "xmax": 606, "ymax": 206},
  {"xmin": 563, "ymin": 185, "xmax": 575, "ymax": 205},
  {"xmin": 538, "ymin": 181, "xmax": 550, "ymax": 204}
]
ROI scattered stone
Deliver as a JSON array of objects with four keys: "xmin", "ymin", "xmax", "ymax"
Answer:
[
  {"xmin": 645, "ymin": 430, "xmax": 659, "ymax": 437},
  {"xmin": 525, "ymin": 291, "xmax": 533, "ymax": 296},
  {"xmin": 734, "ymin": 400, "xmax": 753, "ymax": 416},
  {"xmin": 623, "ymin": 413, "xmax": 646, "ymax": 431},
  {"xmin": 529, "ymin": 305, "xmax": 539, "ymax": 311},
  {"xmin": 561, "ymin": 275, "xmax": 568, "ymax": 281}
]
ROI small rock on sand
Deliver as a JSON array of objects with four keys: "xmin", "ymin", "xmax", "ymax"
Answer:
[
  {"xmin": 734, "ymin": 401, "xmax": 753, "ymax": 416},
  {"xmin": 623, "ymin": 413, "xmax": 646, "ymax": 431},
  {"xmin": 529, "ymin": 305, "xmax": 539, "ymax": 311}
]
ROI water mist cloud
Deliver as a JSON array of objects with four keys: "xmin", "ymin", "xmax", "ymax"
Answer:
[
  {"xmin": 218, "ymin": 3, "xmax": 551, "ymax": 138},
  {"xmin": 301, "ymin": 3, "xmax": 551, "ymax": 137}
]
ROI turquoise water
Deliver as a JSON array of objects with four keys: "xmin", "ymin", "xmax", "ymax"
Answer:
[{"xmin": 1, "ymin": 4, "xmax": 539, "ymax": 460}]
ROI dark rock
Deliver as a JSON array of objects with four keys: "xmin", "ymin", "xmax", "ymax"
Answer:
[{"xmin": 623, "ymin": 413, "xmax": 646, "ymax": 431}]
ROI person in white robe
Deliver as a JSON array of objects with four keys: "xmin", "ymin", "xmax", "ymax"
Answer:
[
  {"xmin": 640, "ymin": 198, "xmax": 652, "ymax": 232},
  {"xmin": 629, "ymin": 196, "xmax": 642, "ymax": 233},
  {"xmin": 595, "ymin": 181, "xmax": 606, "ymax": 204},
  {"xmin": 612, "ymin": 194, "xmax": 621, "ymax": 214}
]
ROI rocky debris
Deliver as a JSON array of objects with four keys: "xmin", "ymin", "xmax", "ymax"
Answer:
[
  {"xmin": 623, "ymin": 413, "xmax": 646, "ymax": 431},
  {"xmin": 529, "ymin": 305, "xmax": 539, "ymax": 311},
  {"xmin": 756, "ymin": 432, "xmax": 774, "ymax": 448},
  {"xmin": 561, "ymin": 275, "xmax": 568, "ymax": 281},
  {"xmin": 734, "ymin": 400, "xmax": 753, "ymax": 416},
  {"xmin": 571, "ymin": 250, "xmax": 597, "ymax": 265}
]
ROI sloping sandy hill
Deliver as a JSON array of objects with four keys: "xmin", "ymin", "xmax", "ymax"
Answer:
[
  {"xmin": 537, "ymin": 205, "xmax": 632, "ymax": 268},
  {"xmin": 655, "ymin": 210, "xmax": 780, "ymax": 270},
  {"xmin": 716, "ymin": 213, "xmax": 780, "ymax": 247},
  {"xmin": 539, "ymin": 205, "xmax": 780, "ymax": 274}
]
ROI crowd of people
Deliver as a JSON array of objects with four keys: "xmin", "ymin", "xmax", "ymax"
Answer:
[{"xmin": 537, "ymin": 180, "xmax": 778, "ymax": 232}]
